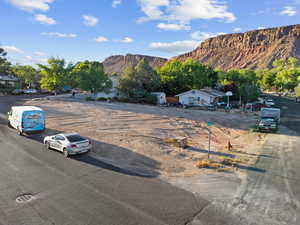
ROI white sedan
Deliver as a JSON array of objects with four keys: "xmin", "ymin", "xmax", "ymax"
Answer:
[{"xmin": 43, "ymin": 133, "xmax": 92, "ymax": 157}]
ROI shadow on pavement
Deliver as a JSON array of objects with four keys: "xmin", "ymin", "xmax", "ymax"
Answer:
[{"xmin": 25, "ymin": 128, "xmax": 160, "ymax": 178}]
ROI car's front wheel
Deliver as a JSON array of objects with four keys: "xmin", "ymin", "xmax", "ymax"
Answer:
[
  {"xmin": 45, "ymin": 141, "xmax": 50, "ymax": 150},
  {"xmin": 63, "ymin": 149, "xmax": 69, "ymax": 158},
  {"xmin": 7, "ymin": 121, "xmax": 12, "ymax": 128}
]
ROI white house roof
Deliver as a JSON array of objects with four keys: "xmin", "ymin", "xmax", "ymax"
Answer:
[
  {"xmin": 176, "ymin": 88, "xmax": 225, "ymax": 98},
  {"xmin": 151, "ymin": 92, "xmax": 166, "ymax": 95},
  {"xmin": 200, "ymin": 87, "xmax": 225, "ymax": 97}
]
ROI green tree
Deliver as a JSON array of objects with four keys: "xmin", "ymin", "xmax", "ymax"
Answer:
[
  {"xmin": 218, "ymin": 69, "xmax": 259, "ymax": 102},
  {"xmin": 38, "ymin": 58, "xmax": 73, "ymax": 93},
  {"xmin": 72, "ymin": 61, "xmax": 112, "ymax": 93},
  {"xmin": 158, "ymin": 59, "xmax": 216, "ymax": 96},
  {"xmin": 0, "ymin": 48, "xmax": 12, "ymax": 75},
  {"xmin": 12, "ymin": 65, "xmax": 38, "ymax": 88},
  {"xmin": 135, "ymin": 59, "xmax": 161, "ymax": 92},
  {"xmin": 118, "ymin": 59, "xmax": 161, "ymax": 98},
  {"xmin": 295, "ymin": 83, "xmax": 300, "ymax": 97},
  {"xmin": 274, "ymin": 68, "xmax": 300, "ymax": 91},
  {"xmin": 256, "ymin": 69, "xmax": 276, "ymax": 91}
]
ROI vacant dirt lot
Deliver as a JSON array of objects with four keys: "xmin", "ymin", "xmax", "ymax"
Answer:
[{"xmin": 25, "ymin": 97, "xmax": 265, "ymax": 177}]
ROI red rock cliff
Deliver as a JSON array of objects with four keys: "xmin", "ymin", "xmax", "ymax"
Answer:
[{"xmin": 174, "ymin": 24, "xmax": 300, "ymax": 70}]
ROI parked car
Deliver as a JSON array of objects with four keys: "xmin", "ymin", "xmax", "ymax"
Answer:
[
  {"xmin": 265, "ymin": 99, "xmax": 275, "ymax": 107},
  {"xmin": 43, "ymin": 133, "xmax": 92, "ymax": 157},
  {"xmin": 257, "ymin": 117, "xmax": 278, "ymax": 132},
  {"xmin": 12, "ymin": 89, "xmax": 24, "ymax": 95},
  {"xmin": 24, "ymin": 89, "xmax": 38, "ymax": 94},
  {"xmin": 7, "ymin": 106, "xmax": 45, "ymax": 135}
]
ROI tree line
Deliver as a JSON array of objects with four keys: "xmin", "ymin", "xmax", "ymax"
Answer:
[{"xmin": 1, "ymin": 46, "xmax": 300, "ymax": 101}]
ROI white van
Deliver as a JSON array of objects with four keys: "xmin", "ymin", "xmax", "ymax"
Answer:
[{"xmin": 7, "ymin": 106, "xmax": 45, "ymax": 135}]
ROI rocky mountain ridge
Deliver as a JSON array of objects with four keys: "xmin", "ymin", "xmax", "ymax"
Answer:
[
  {"xmin": 174, "ymin": 24, "xmax": 300, "ymax": 70},
  {"xmin": 102, "ymin": 54, "xmax": 167, "ymax": 75}
]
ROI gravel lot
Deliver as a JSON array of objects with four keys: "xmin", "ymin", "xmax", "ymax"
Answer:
[{"xmin": 25, "ymin": 96, "xmax": 265, "ymax": 178}]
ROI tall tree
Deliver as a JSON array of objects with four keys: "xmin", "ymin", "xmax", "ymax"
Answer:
[
  {"xmin": 0, "ymin": 48, "xmax": 12, "ymax": 75},
  {"xmin": 295, "ymin": 83, "xmax": 300, "ymax": 97},
  {"xmin": 38, "ymin": 58, "xmax": 73, "ymax": 93},
  {"xmin": 72, "ymin": 61, "xmax": 112, "ymax": 93},
  {"xmin": 118, "ymin": 59, "xmax": 161, "ymax": 98},
  {"xmin": 158, "ymin": 59, "xmax": 215, "ymax": 96},
  {"xmin": 12, "ymin": 65, "xmax": 39, "ymax": 88}
]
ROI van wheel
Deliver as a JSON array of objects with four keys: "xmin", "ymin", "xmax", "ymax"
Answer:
[
  {"xmin": 7, "ymin": 122, "xmax": 12, "ymax": 128},
  {"xmin": 63, "ymin": 149, "xmax": 69, "ymax": 158},
  {"xmin": 18, "ymin": 130, "xmax": 23, "ymax": 136}
]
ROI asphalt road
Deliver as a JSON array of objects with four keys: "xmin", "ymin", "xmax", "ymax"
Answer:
[
  {"xmin": 1, "ymin": 95, "xmax": 300, "ymax": 225},
  {"xmin": 0, "ymin": 95, "xmax": 209, "ymax": 225}
]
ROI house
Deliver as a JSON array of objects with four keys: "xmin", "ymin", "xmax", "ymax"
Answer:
[
  {"xmin": 176, "ymin": 88, "xmax": 225, "ymax": 106},
  {"xmin": 151, "ymin": 92, "xmax": 167, "ymax": 105},
  {"xmin": 0, "ymin": 75, "xmax": 19, "ymax": 88}
]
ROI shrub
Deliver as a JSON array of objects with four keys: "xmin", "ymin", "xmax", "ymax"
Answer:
[
  {"xmin": 143, "ymin": 94, "xmax": 157, "ymax": 105},
  {"xmin": 85, "ymin": 96, "xmax": 94, "ymax": 101},
  {"xmin": 196, "ymin": 160, "xmax": 223, "ymax": 169},
  {"xmin": 96, "ymin": 97, "xmax": 107, "ymax": 101}
]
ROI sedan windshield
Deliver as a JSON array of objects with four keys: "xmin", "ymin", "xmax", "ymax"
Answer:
[{"xmin": 66, "ymin": 135, "xmax": 86, "ymax": 143}]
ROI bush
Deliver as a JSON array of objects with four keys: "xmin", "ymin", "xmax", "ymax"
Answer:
[
  {"xmin": 143, "ymin": 94, "xmax": 157, "ymax": 105},
  {"xmin": 96, "ymin": 97, "xmax": 107, "ymax": 101},
  {"xmin": 85, "ymin": 96, "xmax": 94, "ymax": 101}
]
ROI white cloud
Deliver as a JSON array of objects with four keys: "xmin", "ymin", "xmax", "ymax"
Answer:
[
  {"xmin": 137, "ymin": 0, "xmax": 169, "ymax": 23},
  {"xmin": 24, "ymin": 55, "xmax": 47, "ymax": 64},
  {"xmin": 280, "ymin": 6, "xmax": 297, "ymax": 16},
  {"xmin": 157, "ymin": 23, "xmax": 191, "ymax": 31},
  {"xmin": 1, "ymin": 45, "xmax": 24, "ymax": 54},
  {"xmin": 82, "ymin": 15, "xmax": 99, "ymax": 26},
  {"xmin": 258, "ymin": 26, "xmax": 266, "ymax": 30},
  {"xmin": 233, "ymin": 27, "xmax": 242, "ymax": 32},
  {"xmin": 42, "ymin": 32, "xmax": 77, "ymax": 38},
  {"xmin": 8, "ymin": 0, "xmax": 55, "ymax": 12},
  {"xmin": 118, "ymin": 37, "xmax": 134, "ymax": 43},
  {"xmin": 34, "ymin": 14, "xmax": 56, "ymax": 25},
  {"xmin": 149, "ymin": 40, "xmax": 199, "ymax": 54},
  {"xmin": 112, "ymin": 0, "xmax": 122, "ymax": 8},
  {"xmin": 95, "ymin": 36, "xmax": 109, "ymax": 42},
  {"xmin": 34, "ymin": 51, "xmax": 46, "ymax": 56},
  {"xmin": 191, "ymin": 31, "xmax": 226, "ymax": 41},
  {"xmin": 137, "ymin": 0, "xmax": 236, "ymax": 24}
]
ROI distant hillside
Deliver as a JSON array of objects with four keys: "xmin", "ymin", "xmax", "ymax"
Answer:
[
  {"xmin": 174, "ymin": 24, "xmax": 300, "ymax": 70},
  {"xmin": 102, "ymin": 54, "xmax": 168, "ymax": 75}
]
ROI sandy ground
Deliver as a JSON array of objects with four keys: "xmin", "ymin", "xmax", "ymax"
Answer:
[{"xmin": 25, "ymin": 96, "xmax": 266, "ymax": 179}]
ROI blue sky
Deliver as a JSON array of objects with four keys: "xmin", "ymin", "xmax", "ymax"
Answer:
[{"xmin": 1, "ymin": 0, "xmax": 300, "ymax": 66}]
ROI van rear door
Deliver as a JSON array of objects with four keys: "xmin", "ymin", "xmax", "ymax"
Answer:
[{"xmin": 22, "ymin": 110, "xmax": 45, "ymax": 132}]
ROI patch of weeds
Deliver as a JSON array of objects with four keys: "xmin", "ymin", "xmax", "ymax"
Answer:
[
  {"xmin": 219, "ymin": 157, "xmax": 241, "ymax": 166},
  {"xmin": 96, "ymin": 97, "xmax": 107, "ymax": 101},
  {"xmin": 196, "ymin": 160, "xmax": 222, "ymax": 169},
  {"xmin": 85, "ymin": 97, "xmax": 95, "ymax": 101}
]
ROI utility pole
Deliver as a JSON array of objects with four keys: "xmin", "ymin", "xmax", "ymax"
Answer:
[
  {"xmin": 206, "ymin": 122, "xmax": 214, "ymax": 159},
  {"xmin": 208, "ymin": 129, "xmax": 211, "ymax": 159}
]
